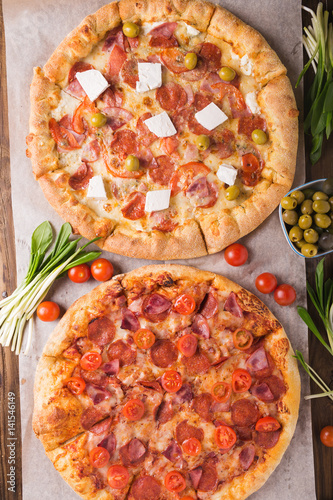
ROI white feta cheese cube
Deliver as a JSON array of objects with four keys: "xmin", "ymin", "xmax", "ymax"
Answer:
[
  {"xmin": 136, "ymin": 63, "xmax": 162, "ymax": 93},
  {"xmin": 86, "ymin": 176, "xmax": 107, "ymax": 200},
  {"xmin": 245, "ymin": 91, "xmax": 261, "ymax": 114},
  {"xmin": 194, "ymin": 102, "xmax": 228, "ymax": 131},
  {"xmin": 145, "ymin": 189, "xmax": 171, "ymax": 212},
  {"xmin": 144, "ymin": 111, "xmax": 176, "ymax": 137},
  {"xmin": 76, "ymin": 70, "xmax": 109, "ymax": 102},
  {"xmin": 240, "ymin": 54, "xmax": 252, "ymax": 76},
  {"xmin": 216, "ymin": 164, "xmax": 238, "ymax": 186},
  {"xmin": 186, "ymin": 24, "xmax": 200, "ymax": 36}
]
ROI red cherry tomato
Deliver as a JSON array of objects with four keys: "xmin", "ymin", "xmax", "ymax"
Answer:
[
  {"xmin": 255, "ymin": 272, "xmax": 278, "ymax": 294},
  {"xmin": 161, "ymin": 370, "xmax": 182, "ymax": 393},
  {"xmin": 274, "ymin": 284, "xmax": 296, "ymax": 306},
  {"xmin": 164, "ymin": 471, "xmax": 186, "ymax": 492},
  {"xmin": 177, "ymin": 334, "xmax": 198, "ymax": 357},
  {"xmin": 133, "ymin": 329, "xmax": 155, "ymax": 349},
  {"xmin": 233, "ymin": 328, "xmax": 253, "ymax": 350},
  {"xmin": 89, "ymin": 446, "xmax": 110, "ymax": 468},
  {"xmin": 107, "ymin": 465, "xmax": 129, "ymax": 489},
  {"xmin": 66, "ymin": 376, "xmax": 86, "ymax": 395},
  {"xmin": 91, "ymin": 258, "xmax": 114, "ymax": 282},
  {"xmin": 232, "ymin": 368, "xmax": 252, "ymax": 393},
  {"xmin": 80, "ymin": 351, "xmax": 102, "ymax": 371},
  {"xmin": 36, "ymin": 301, "xmax": 60, "ymax": 322},
  {"xmin": 211, "ymin": 382, "xmax": 232, "ymax": 403},
  {"xmin": 68, "ymin": 263, "xmax": 91, "ymax": 283},
  {"xmin": 224, "ymin": 243, "xmax": 248, "ymax": 266},
  {"xmin": 320, "ymin": 426, "xmax": 333, "ymax": 447},
  {"xmin": 214, "ymin": 425, "xmax": 237, "ymax": 449},
  {"xmin": 174, "ymin": 294, "xmax": 196, "ymax": 315},
  {"xmin": 122, "ymin": 399, "xmax": 145, "ymax": 421},
  {"xmin": 182, "ymin": 437, "xmax": 202, "ymax": 456},
  {"xmin": 255, "ymin": 416, "xmax": 281, "ymax": 432}
]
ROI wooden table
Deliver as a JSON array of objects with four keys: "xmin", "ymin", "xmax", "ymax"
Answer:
[{"xmin": 0, "ymin": 1, "xmax": 332, "ymax": 499}]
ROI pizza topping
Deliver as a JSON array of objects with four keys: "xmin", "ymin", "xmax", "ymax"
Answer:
[
  {"xmin": 191, "ymin": 313, "xmax": 210, "ymax": 338},
  {"xmin": 149, "ymin": 156, "xmax": 175, "ymax": 186},
  {"xmin": 186, "ymin": 177, "xmax": 218, "ymax": 208},
  {"xmin": 182, "ymin": 437, "xmax": 202, "ymax": 456},
  {"xmin": 107, "ymin": 44, "xmax": 127, "ymax": 78},
  {"xmin": 149, "ymin": 22, "xmax": 178, "ymax": 48},
  {"xmin": 103, "ymin": 27, "xmax": 126, "ymax": 51},
  {"xmin": 155, "ymin": 399, "xmax": 174, "ymax": 423},
  {"xmin": 81, "ymin": 406, "xmax": 106, "ymax": 430},
  {"xmin": 199, "ymin": 292, "xmax": 218, "ymax": 319},
  {"xmin": 150, "ymin": 339, "xmax": 178, "ymax": 368},
  {"xmin": 88, "ymin": 316, "xmax": 116, "ymax": 346},
  {"xmin": 182, "ymin": 349, "xmax": 211, "ymax": 376},
  {"xmin": 101, "ymin": 359, "xmax": 120, "ymax": 376},
  {"xmin": 81, "ymin": 139, "xmax": 101, "ymax": 162},
  {"xmin": 121, "ymin": 192, "xmax": 146, "ymax": 220},
  {"xmin": 240, "ymin": 153, "xmax": 262, "ymax": 186},
  {"xmin": 76, "ymin": 70, "xmax": 109, "ymax": 102},
  {"xmin": 160, "ymin": 48, "xmax": 189, "ymax": 74},
  {"xmin": 172, "ymin": 383, "xmax": 193, "ymax": 404},
  {"xmin": 255, "ymin": 429, "xmax": 281, "ymax": 449},
  {"xmin": 89, "ymin": 446, "xmax": 110, "ymax": 468},
  {"xmin": 196, "ymin": 461, "xmax": 218, "ymax": 492},
  {"xmin": 174, "ymin": 294, "xmax": 196, "ymax": 315},
  {"xmin": 189, "ymin": 466, "xmax": 203, "ymax": 489},
  {"xmin": 111, "ymin": 129, "xmax": 137, "ymax": 160},
  {"xmin": 86, "ymin": 175, "xmax": 107, "ymax": 200},
  {"xmin": 107, "ymin": 464, "xmax": 130, "ymax": 490},
  {"xmin": 131, "ymin": 476, "xmax": 161, "ymax": 500},
  {"xmin": 120, "ymin": 438, "xmax": 147, "ymax": 467},
  {"xmin": 49, "ymin": 118, "xmax": 82, "ymax": 151},
  {"xmin": 256, "ymin": 416, "xmax": 281, "ymax": 432},
  {"xmin": 156, "ymin": 82, "xmax": 187, "ymax": 111},
  {"xmin": 144, "ymin": 112, "xmax": 177, "ymax": 138},
  {"xmin": 80, "ymin": 369, "xmax": 108, "ymax": 388},
  {"xmin": 85, "ymin": 383, "xmax": 112, "ymax": 405},
  {"xmin": 233, "ymin": 328, "xmax": 253, "ymax": 350},
  {"xmin": 176, "ymin": 420, "xmax": 204, "ymax": 445},
  {"xmin": 107, "ymin": 340, "xmax": 137, "ymax": 366},
  {"xmin": 232, "ymin": 368, "xmax": 252, "ymax": 393},
  {"xmin": 136, "ymin": 112, "xmax": 158, "ymax": 146},
  {"xmin": 179, "ymin": 55, "xmax": 208, "ymax": 81},
  {"xmin": 238, "ymin": 115, "xmax": 266, "ymax": 139},
  {"xmin": 170, "ymin": 162, "xmax": 211, "ymax": 196},
  {"xmin": 184, "ymin": 52, "xmax": 198, "ymax": 70},
  {"xmin": 231, "ymin": 399, "xmax": 259, "ymax": 426},
  {"xmin": 261, "ymin": 375, "xmax": 286, "ymax": 401},
  {"xmin": 164, "ymin": 471, "xmax": 186, "ymax": 492},
  {"xmin": 216, "ymin": 163, "xmax": 238, "ymax": 185},
  {"xmin": 200, "ymin": 43, "xmax": 222, "ymax": 71},
  {"xmin": 121, "ymin": 58, "xmax": 139, "ymax": 89},
  {"xmin": 123, "ymin": 21, "xmax": 140, "ymax": 38},
  {"xmin": 218, "ymin": 66, "xmax": 236, "ymax": 82},
  {"xmin": 98, "ymin": 432, "xmax": 117, "ymax": 456},
  {"xmin": 123, "ymin": 399, "xmax": 145, "ymax": 421},
  {"xmin": 162, "ymin": 439, "xmax": 183, "ymax": 463},
  {"xmin": 223, "ymin": 292, "xmax": 243, "ymax": 317},
  {"xmin": 136, "ymin": 62, "xmax": 162, "ymax": 92},
  {"xmin": 246, "ymin": 346, "xmax": 269, "ymax": 373},
  {"xmin": 161, "ymin": 370, "xmax": 182, "ymax": 392},
  {"xmin": 239, "ymin": 443, "xmax": 256, "ymax": 470},
  {"xmin": 142, "ymin": 293, "xmax": 172, "ymax": 322},
  {"xmin": 90, "ymin": 417, "xmax": 112, "ymax": 435},
  {"xmin": 177, "ymin": 334, "xmax": 198, "ymax": 357},
  {"xmin": 68, "ymin": 61, "xmax": 94, "ymax": 83},
  {"xmin": 103, "ymin": 106, "xmax": 133, "ymax": 131},
  {"xmin": 68, "ymin": 162, "xmax": 94, "ymax": 191},
  {"xmin": 214, "ymin": 425, "xmax": 237, "ymax": 449},
  {"xmin": 66, "ymin": 376, "xmax": 86, "ymax": 395},
  {"xmin": 212, "ymin": 81, "xmax": 250, "ymax": 118},
  {"xmin": 80, "ymin": 351, "xmax": 102, "ymax": 371},
  {"xmin": 211, "ymin": 382, "xmax": 232, "ymax": 403},
  {"xmin": 250, "ymin": 381, "xmax": 274, "ymax": 402},
  {"xmin": 134, "ymin": 329, "xmax": 156, "ymax": 349},
  {"xmin": 192, "ymin": 393, "xmax": 213, "ymax": 421},
  {"xmin": 121, "ymin": 308, "xmax": 140, "ymax": 332}
]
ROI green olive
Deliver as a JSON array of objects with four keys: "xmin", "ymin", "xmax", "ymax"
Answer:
[
  {"xmin": 225, "ymin": 185, "xmax": 240, "ymax": 201},
  {"xmin": 301, "ymin": 243, "xmax": 318, "ymax": 257},
  {"xmin": 122, "ymin": 21, "xmax": 140, "ymax": 38},
  {"xmin": 314, "ymin": 213, "xmax": 332, "ymax": 229},
  {"xmin": 303, "ymin": 228, "xmax": 319, "ymax": 244},
  {"xmin": 184, "ymin": 52, "xmax": 198, "ymax": 70},
  {"xmin": 290, "ymin": 190, "xmax": 305, "ymax": 205},
  {"xmin": 312, "ymin": 200, "xmax": 330, "ymax": 214},
  {"xmin": 90, "ymin": 112, "xmax": 107, "ymax": 128},
  {"xmin": 318, "ymin": 232, "xmax": 333, "ymax": 250},
  {"xmin": 251, "ymin": 129, "xmax": 268, "ymax": 145},
  {"xmin": 303, "ymin": 188, "xmax": 315, "ymax": 199},
  {"xmin": 294, "ymin": 239, "xmax": 306, "ymax": 249},
  {"xmin": 298, "ymin": 214, "xmax": 313, "ymax": 229},
  {"xmin": 125, "ymin": 154, "xmax": 140, "ymax": 171},
  {"xmin": 281, "ymin": 196, "xmax": 297, "ymax": 210},
  {"xmin": 196, "ymin": 134, "xmax": 210, "ymax": 151},
  {"xmin": 218, "ymin": 66, "xmax": 236, "ymax": 82},
  {"xmin": 312, "ymin": 191, "xmax": 328, "ymax": 201},
  {"xmin": 282, "ymin": 210, "xmax": 298, "ymax": 226},
  {"xmin": 289, "ymin": 225, "xmax": 303, "ymax": 242},
  {"xmin": 300, "ymin": 199, "xmax": 313, "ymax": 215},
  {"xmin": 322, "ymin": 178, "xmax": 333, "ymax": 196}
]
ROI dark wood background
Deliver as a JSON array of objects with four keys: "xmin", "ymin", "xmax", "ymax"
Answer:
[{"xmin": 0, "ymin": 1, "xmax": 332, "ymax": 499}]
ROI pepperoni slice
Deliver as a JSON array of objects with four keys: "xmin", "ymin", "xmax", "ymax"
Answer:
[
  {"xmin": 192, "ymin": 393, "xmax": 213, "ymax": 421},
  {"xmin": 121, "ymin": 58, "xmax": 138, "ymax": 89},
  {"xmin": 176, "ymin": 420, "xmax": 204, "ymax": 444},
  {"xmin": 150, "ymin": 340, "xmax": 178, "ymax": 368},
  {"xmin": 108, "ymin": 43, "xmax": 127, "ymax": 78},
  {"xmin": 149, "ymin": 155, "xmax": 175, "ymax": 186},
  {"xmin": 107, "ymin": 339, "xmax": 136, "ymax": 366},
  {"xmin": 171, "ymin": 108, "xmax": 192, "ymax": 135},
  {"xmin": 240, "ymin": 153, "xmax": 262, "ymax": 186},
  {"xmin": 182, "ymin": 350, "xmax": 210, "ymax": 376},
  {"xmin": 149, "ymin": 22, "xmax": 178, "ymax": 37},
  {"xmin": 68, "ymin": 61, "xmax": 95, "ymax": 83},
  {"xmin": 212, "ymin": 81, "xmax": 249, "ymax": 118},
  {"xmin": 80, "ymin": 406, "xmax": 106, "ymax": 430},
  {"xmin": 80, "ymin": 369, "xmax": 108, "ymax": 388},
  {"xmin": 68, "ymin": 163, "xmax": 93, "ymax": 190},
  {"xmin": 200, "ymin": 43, "xmax": 222, "ymax": 72},
  {"xmin": 160, "ymin": 48, "xmax": 188, "ymax": 74},
  {"xmin": 255, "ymin": 430, "xmax": 281, "ymax": 449},
  {"xmin": 231, "ymin": 399, "xmax": 259, "ymax": 426},
  {"xmin": 200, "ymin": 293, "xmax": 218, "ymax": 319},
  {"xmin": 142, "ymin": 293, "xmax": 172, "ymax": 322},
  {"xmin": 238, "ymin": 115, "xmax": 267, "ymax": 139},
  {"xmin": 111, "ymin": 129, "xmax": 137, "ymax": 160},
  {"xmin": 197, "ymin": 462, "xmax": 218, "ymax": 492},
  {"xmin": 156, "ymin": 82, "xmax": 187, "ymax": 111},
  {"xmin": 179, "ymin": 56, "xmax": 208, "ymax": 81},
  {"xmin": 170, "ymin": 162, "xmax": 211, "ymax": 196},
  {"xmin": 121, "ymin": 191, "xmax": 146, "ymax": 220},
  {"xmin": 137, "ymin": 112, "xmax": 157, "ymax": 146},
  {"xmin": 155, "ymin": 399, "xmax": 174, "ymax": 423},
  {"xmin": 88, "ymin": 317, "xmax": 115, "ymax": 346},
  {"xmin": 131, "ymin": 476, "xmax": 161, "ymax": 500},
  {"xmin": 90, "ymin": 417, "xmax": 112, "ymax": 435}
]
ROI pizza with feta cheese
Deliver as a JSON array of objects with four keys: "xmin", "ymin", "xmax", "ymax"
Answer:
[
  {"xmin": 33, "ymin": 265, "xmax": 300, "ymax": 500},
  {"xmin": 27, "ymin": 0, "xmax": 298, "ymax": 259}
]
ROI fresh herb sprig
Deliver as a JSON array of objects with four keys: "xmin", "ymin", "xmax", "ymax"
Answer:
[
  {"xmin": 295, "ymin": 258, "xmax": 333, "ymax": 400},
  {"xmin": 0, "ymin": 221, "xmax": 101, "ymax": 355},
  {"xmin": 296, "ymin": 3, "xmax": 333, "ymax": 164}
]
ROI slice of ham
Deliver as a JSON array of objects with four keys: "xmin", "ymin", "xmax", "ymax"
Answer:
[
  {"xmin": 172, "ymin": 383, "xmax": 193, "ymax": 405},
  {"xmin": 85, "ymin": 383, "xmax": 112, "ymax": 405},
  {"xmin": 250, "ymin": 381, "xmax": 274, "ymax": 402},
  {"xmin": 200, "ymin": 72, "xmax": 222, "ymax": 93},
  {"xmin": 121, "ymin": 308, "xmax": 140, "ymax": 332},
  {"xmin": 160, "ymin": 136, "xmax": 180, "ymax": 156},
  {"xmin": 98, "ymin": 432, "xmax": 116, "ymax": 456},
  {"xmin": 211, "ymin": 400, "xmax": 230, "ymax": 412},
  {"xmin": 223, "ymin": 292, "xmax": 243, "ymax": 318},
  {"xmin": 103, "ymin": 107, "xmax": 133, "ymax": 131},
  {"xmin": 137, "ymin": 148, "xmax": 158, "ymax": 169},
  {"xmin": 99, "ymin": 86, "xmax": 123, "ymax": 107},
  {"xmin": 64, "ymin": 78, "xmax": 86, "ymax": 99},
  {"xmin": 183, "ymin": 143, "xmax": 199, "ymax": 162},
  {"xmin": 81, "ymin": 139, "xmax": 101, "ymax": 162},
  {"xmin": 200, "ymin": 293, "xmax": 218, "ymax": 319},
  {"xmin": 149, "ymin": 22, "xmax": 178, "ymax": 37},
  {"xmin": 120, "ymin": 438, "xmax": 147, "ymax": 466},
  {"xmin": 246, "ymin": 347, "xmax": 269, "ymax": 374},
  {"xmin": 191, "ymin": 314, "xmax": 210, "ymax": 339},
  {"xmin": 162, "ymin": 439, "xmax": 182, "ymax": 463},
  {"xmin": 186, "ymin": 177, "xmax": 218, "ymax": 208},
  {"xmin": 103, "ymin": 27, "xmax": 123, "ymax": 51},
  {"xmin": 90, "ymin": 417, "xmax": 112, "ymax": 436},
  {"xmin": 184, "ymin": 84, "xmax": 194, "ymax": 105},
  {"xmin": 239, "ymin": 444, "xmax": 255, "ymax": 470},
  {"xmin": 107, "ymin": 44, "xmax": 127, "ymax": 78},
  {"xmin": 68, "ymin": 162, "xmax": 93, "ymax": 191},
  {"xmin": 144, "ymin": 294, "xmax": 171, "ymax": 315},
  {"xmin": 101, "ymin": 359, "xmax": 120, "ymax": 376},
  {"xmin": 189, "ymin": 467, "xmax": 203, "ymax": 489},
  {"xmin": 149, "ymin": 22, "xmax": 178, "ymax": 48}
]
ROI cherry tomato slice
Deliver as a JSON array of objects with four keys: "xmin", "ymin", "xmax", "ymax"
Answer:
[
  {"xmin": 274, "ymin": 284, "xmax": 296, "ymax": 306},
  {"xmin": 255, "ymin": 272, "xmax": 278, "ymax": 294},
  {"xmin": 80, "ymin": 351, "xmax": 102, "ymax": 371},
  {"xmin": 214, "ymin": 425, "xmax": 237, "ymax": 449},
  {"xmin": 161, "ymin": 370, "xmax": 182, "ymax": 393},
  {"xmin": 255, "ymin": 416, "xmax": 281, "ymax": 432},
  {"xmin": 133, "ymin": 329, "xmax": 155, "ymax": 349},
  {"xmin": 182, "ymin": 437, "xmax": 201, "ymax": 456},
  {"xmin": 174, "ymin": 294, "xmax": 196, "ymax": 315},
  {"xmin": 66, "ymin": 376, "xmax": 86, "ymax": 395},
  {"xmin": 211, "ymin": 382, "xmax": 232, "ymax": 403},
  {"xmin": 107, "ymin": 465, "xmax": 130, "ymax": 489},
  {"xmin": 164, "ymin": 471, "xmax": 186, "ymax": 492},
  {"xmin": 224, "ymin": 243, "xmax": 248, "ymax": 267},
  {"xmin": 36, "ymin": 301, "xmax": 60, "ymax": 322},
  {"xmin": 177, "ymin": 334, "xmax": 198, "ymax": 357},
  {"xmin": 122, "ymin": 399, "xmax": 145, "ymax": 421},
  {"xmin": 68, "ymin": 263, "xmax": 91, "ymax": 283},
  {"xmin": 91, "ymin": 258, "xmax": 114, "ymax": 282},
  {"xmin": 89, "ymin": 446, "xmax": 110, "ymax": 468},
  {"xmin": 233, "ymin": 328, "xmax": 253, "ymax": 350},
  {"xmin": 232, "ymin": 368, "xmax": 252, "ymax": 393},
  {"xmin": 320, "ymin": 426, "xmax": 333, "ymax": 447}
]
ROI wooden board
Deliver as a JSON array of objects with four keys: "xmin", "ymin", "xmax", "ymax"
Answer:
[{"xmin": 0, "ymin": 1, "xmax": 332, "ymax": 499}]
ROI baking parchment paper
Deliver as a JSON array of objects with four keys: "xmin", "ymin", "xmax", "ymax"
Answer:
[{"xmin": 2, "ymin": 0, "xmax": 315, "ymax": 498}]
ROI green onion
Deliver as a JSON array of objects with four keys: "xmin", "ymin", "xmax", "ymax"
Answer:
[{"xmin": 0, "ymin": 221, "xmax": 101, "ymax": 354}]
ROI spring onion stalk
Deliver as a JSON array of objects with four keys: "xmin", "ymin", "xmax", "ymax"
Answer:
[
  {"xmin": 0, "ymin": 221, "xmax": 101, "ymax": 355},
  {"xmin": 296, "ymin": 3, "xmax": 333, "ymax": 164}
]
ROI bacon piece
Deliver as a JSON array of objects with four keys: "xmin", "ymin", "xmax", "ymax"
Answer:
[
  {"xmin": 172, "ymin": 383, "xmax": 193, "ymax": 405},
  {"xmin": 81, "ymin": 139, "xmax": 101, "ymax": 162},
  {"xmin": 131, "ymin": 476, "xmax": 161, "ymax": 500},
  {"xmin": 111, "ymin": 129, "xmax": 137, "ymax": 160},
  {"xmin": 81, "ymin": 407, "xmax": 106, "ymax": 430},
  {"xmin": 68, "ymin": 162, "xmax": 93, "ymax": 190},
  {"xmin": 238, "ymin": 115, "xmax": 267, "ymax": 139},
  {"xmin": 88, "ymin": 316, "xmax": 115, "ymax": 346},
  {"xmin": 121, "ymin": 308, "xmax": 140, "ymax": 332},
  {"xmin": 137, "ymin": 112, "xmax": 158, "ymax": 146},
  {"xmin": 176, "ymin": 420, "xmax": 204, "ymax": 444},
  {"xmin": 103, "ymin": 107, "xmax": 133, "ymax": 130},
  {"xmin": 192, "ymin": 393, "xmax": 213, "ymax": 421},
  {"xmin": 182, "ymin": 349, "xmax": 210, "ymax": 376},
  {"xmin": 239, "ymin": 443, "xmax": 255, "ymax": 470},
  {"xmin": 191, "ymin": 313, "xmax": 210, "ymax": 339},
  {"xmin": 261, "ymin": 375, "xmax": 286, "ymax": 401},
  {"xmin": 149, "ymin": 155, "xmax": 175, "ymax": 186},
  {"xmin": 121, "ymin": 191, "xmax": 146, "ymax": 220},
  {"xmin": 155, "ymin": 399, "xmax": 174, "ymax": 423},
  {"xmin": 90, "ymin": 417, "xmax": 112, "ymax": 436},
  {"xmin": 250, "ymin": 382, "xmax": 274, "ymax": 402},
  {"xmin": 80, "ymin": 369, "xmax": 108, "ymax": 388},
  {"xmin": 98, "ymin": 432, "xmax": 116, "ymax": 456},
  {"xmin": 85, "ymin": 383, "xmax": 112, "ymax": 405},
  {"xmin": 120, "ymin": 438, "xmax": 147, "ymax": 466},
  {"xmin": 107, "ymin": 44, "xmax": 127, "ymax": 78},
  {"xmin": 231, "ymin": 399, "xmax": 259, "ymax": 427},
  {"xmin": 101, "ymin": 360, "xmax": 120, "ymax": 376},
  {"xmin": 200, "ymin": 293, "xmax": 218, "ymax": 319},
  {"xmin": 156, "ymin": 82, "xmax": 187, "ymax": 111},
  {"xmin": 255, "ymin": 430, "xmax": 281, "ymax": 449},
  {"xmin": 107, "ymin": 339, "xmax": 136, "ymax": 366},
  {"xmin": 189, "ymin": 467, "xmax": 203, "ymax": 489},
  {"xmin": 75, "ymin": 336, "xmax": 93, "ymax": 354},
  {"xmin": 224, "ymin": 292, "xmax": 243, "ymax": 317},
  {"xmin": 200, "ymin": 43, "xmax": 222, "ymax": 71},
  {"xmin": 142, "ymin": 293, "xmax": 171, "ymax": 322},
  {"xmin": 162, "ymin": 439, "xmax": 182, "ymax": 463},
  {"xmin": 150, "ymin": 340, "xmax": 178, "ymax": 368}
]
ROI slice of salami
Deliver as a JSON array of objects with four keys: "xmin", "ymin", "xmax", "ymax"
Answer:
[
  {"xmin": 150, "ymin": 34, "xmax": 178, "ymax": 48},
  {"xmin": 149, "ymin": 22, "xmax": 178, "ymax": 38},
  {"xmin": 160, "ymin": 48, "xmax": 188, "ymax": 74},
  {"xmin": 149, "ymin": 155, "xmax": 175, "ymax": 186},
  {"xmin": 231, "ymin": 399, "xmax": 259, "ymax": 427},
  {"xmin": 111, "ymin": 129, "xmax": 137, "ymax": 160},
  {"xmin": 103, "ymin": 107, "xmax": 133, "ymax": 131},
  {"xmin": 191, "ymin": 314, "xmax": 210, "ymax": 339},
  {"xmin": 100, "ymin": 86, "xmax": 123, "ymax": 107},
  {"xmin": 90, "ymin": 417, "xmax": 112, "ymax": 435},
  {"xmin": 121, "ymin": 58, "xmax": 139, "ymax": 89},
  {"xmin": 101, "ymin": 359, "xmax": 120, "ymax": 376},
  {"xmin": 172, "ymin": 383, "xmax": 193, "ymax": 405},
  {"xmin": 102, "ymin": 27, "xmax": 123, "ymax": 51},
  {"xmin": 261, "ymin": 375, "xmax": 286, "ymax": 401},
  {"xmin": 98, "ymin": 432, "xmax": 116, "ymax": 456},
  {"xmin": 200, "ymin": 293, "xmax": 218, "ymax": 319},
  {"xmin": 155, "ymin": 399, "xmax": 174, "ymax": 423},
  {"xmin": 81, "ymin": 139, "xmax": 101, "ymax": 162},
  {"xmin": 239, "ymin": 443, "xmax": 255, "ymax": 470},
  {"xmin": 200, "ymin": 42, "xmax": 222, "ymax": 71},
  {"xmin": 107, "ymin": 339, "xmax": 136, "ymax": 366},
  {"xmin": 255, "ymin": 430, "xmax": 281, "ymax": 449},
  {"xmin": 156, "ymin": 82, "xmax": 187, "ymax": 111},
  {"xmin": 107, "ymin": 44, "xmax": 127, "ymax": 78},
  {"xmin": 121, "ymin": 192, "xmax": 146, "ymax": 221},
  {"xmin": 176, "ymin": 420, "xmax": 204, "ymax": 444},
  {"xmin": 210, "ymin": 128, "xmax": 235, "ymax": 160},
  {"xmin": 121, "ymin": 308, "xmax": 140, "ymax": 332},
  {"xmin": 188, "ymin": 110, "xmax": 211, "ymax": 136},
  {"xmin": 194, "ymin": 92, "xmax": 212, "ymax": 111},
  {"xmin": 68, "ymin": 162, "xmax": 93, "ymax": 191},
  {"xmin": 238, "ymin": 115, "xmax": 267, "ymax": 139},
  {"xmin": 80, "ymin": 369, "xmax": 108, "ymax": 388},
  {"xmin": 182, "ymin": 349, "xmax": 210, "ymax": 376},
  {"xmin": 142, "ymin": 293, "xmax": 172, "ymax": 322},
  {"xmin": 137, "ymin": 112, "xmax": 158, "ymax": 146},
  {"xmin": 197, "ymin": 462, "xmax": 218, "ymax": 492},
  {"xmin": 80, "ymin": 406, "xmax": 106, "ymax": 430},
  {"xmin": 223, "ymin": 292, "xmax": 243, "ymax": 317},
  {"xmin": 68, "ymin": 61, "xmax": 94, "ymax": 83},
  {"xmin": 179, "ymin": 56, "xmax": 207, "ymax": 81},
  {"xmin": 131, "ymin": 476, "xmax": 161, "ymax": 500},
  {"xmin": 88, "ymin": 316, "xmax": 116, "ymax": 346},
  {"xmin": 189, "ymin": 467, "xmax": 203, "ymax": 489},
  {"xmin": 192, "ymin": 393, "xmax": 213, "ymax": 421},
  {"xmin": 150, "ymin": 340, "xmax": 178, "ymax": 368},
  {"xmin": 120, "ymin": 438, "xmax": 147, "ymax": 466},
  {"xmin": 162, "ymin": 439, "xmax": 182, "ymax": 463}
]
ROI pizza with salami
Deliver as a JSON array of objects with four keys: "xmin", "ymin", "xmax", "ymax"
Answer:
[
  {"xmin": 33, "ymin": 264, "xmax": 300, "ymax": 500},
  {"xmin": 26, "ymin": 0, "xmax": 298, "ymax": 260}
]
